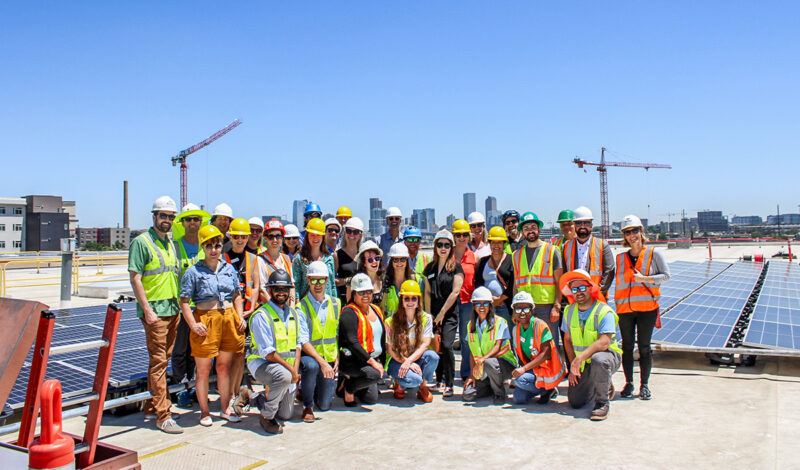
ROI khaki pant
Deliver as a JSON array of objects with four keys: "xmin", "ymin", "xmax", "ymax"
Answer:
[{"xmin": 141, "ymin": 315, "xmax": 179, "ymax": 425}]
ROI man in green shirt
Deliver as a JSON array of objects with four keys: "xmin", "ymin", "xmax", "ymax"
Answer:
[{"xmin": 128, "ymin": 195, "xmax": 183, "ymax": 434}]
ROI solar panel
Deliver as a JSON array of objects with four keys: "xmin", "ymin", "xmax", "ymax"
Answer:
[{"xmin": 744, "ymin": 261, "xmax": 800, "ymax": 350}]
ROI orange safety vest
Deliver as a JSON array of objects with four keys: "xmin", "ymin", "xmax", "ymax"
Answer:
[
  {"xmin": 563, "ymin": 236, "xmax": 605, "ymax": 284},
  {"xmin": 225, "ymin": 251, "xmax": 257, "ymax": 310},
  {"xmin": 614, "ymin": 247, "xmax": 661, "ymax": 314},
  {"xmin": 348, "ymin": 303, "xmax": 384, "ymax": 354},
  {"xmin": 259, "ymin": 250, "xmax": 294, "ymax": 279},
  {"xmin": 512, "ymin": 319, "xmax": 566, "ymax": 390}
]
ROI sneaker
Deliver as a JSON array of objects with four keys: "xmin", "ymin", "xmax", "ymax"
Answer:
[
  {"xmin": 417, "ymin": 383, "xmax": 433, "ymax": 403},
  {"xmin": 158, "ymin": 418, "xmax": 184, "ymax": 434},
  {"xmin": 393, "ymin": 381, "xmax": 406, "ymax": 400},
  {"xmin": 233, "ymin": 386, "xmax": 251, "ymax": 416},
  {"xmin": 639, "ymin": 384, "xmax": 652, "ymax": 401},
  {"xmin": 219, "ymin": 412, "xmax": 241, "ymax": 423},
  {"xmin": 608, "ymin": 382, "xmax": 615, "ymax": 401},
  {"xmin": 302, "ymin": 407, "xmax": 315, "ymax": 423},
  {"xmin": 176, "ymin": 390, "xmax": 193, "ymax": 409},
  {"xmin": 620, "ymin": 383, "xmax": 634, "ymax": 399},
  {"xmin": 443, "ymin": 387, "xmax": 454, "ymax": 397},
  {"xmin": 536, "ymin": 388, "xmax": 557, "ymax": 404},
  {"xmin": 260, "ymin": 416, "xmax": 283, "ymax": 434},
  {"xmin": 146, "ymin": 411, "xmax": 179, "ymax": 420},
  {"xmin": 590, "ymin": 402, "xmax": 609, "ymax": 421}
]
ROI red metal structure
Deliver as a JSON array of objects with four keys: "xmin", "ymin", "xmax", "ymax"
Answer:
[
  {"xmin": 573, "ymin": 147, "xmax": 672, "ymax": 239},
  {"xmin": 171, "ymin": 119, "xmax": 242, "ymax": 208}
]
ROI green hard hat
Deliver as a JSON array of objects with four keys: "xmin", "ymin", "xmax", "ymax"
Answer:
[
  {"xmin": 557, "ymin": 209, "xmax": 574, "ymax": 223},
  {"xmin": 518, "ymin": 211, "xmax": 543, "ymax": 230}
]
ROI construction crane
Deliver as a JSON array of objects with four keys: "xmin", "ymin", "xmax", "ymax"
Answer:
[
  {"xmin": 573, "ymin": 147, "xmax": 671, "ymax": 239},
  {"xmin": 171, "ymin": 119, "xmax": 242, "ymax": 208}
]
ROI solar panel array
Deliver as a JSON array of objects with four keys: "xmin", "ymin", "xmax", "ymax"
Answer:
[{"xmin": 744, "ymin": 261, "xmax": 800, "ymax": 350}]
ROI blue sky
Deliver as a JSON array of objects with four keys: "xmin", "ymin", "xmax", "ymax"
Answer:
[{"xmin": 2, "ymin": 2, "xmax": 798, "ymax": 229}]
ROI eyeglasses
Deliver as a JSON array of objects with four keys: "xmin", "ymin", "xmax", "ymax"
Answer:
[
  {"xmin": 345, "ymin": 228, "xmax": 362, "ymax": 235},
  {"xmin": 272, "ymin": 286, "xmax": 290, "ymax": 293},
  {"xmin": 454, "ymin": 233, "xmax": 470, "ymax": 238},
  {"xmin": 309, "ymin": 278, "xmax": 327, "ymax": 285},
  {"xmin": 183, "ymin": 216, "xmax": 201, "ymax": 223},
  {"xmin": 504, "ymin": 219, "xmax": 518, "ymax": 226},
  {"xmin": 157, "ymin": 213, "xmax": 176, "ymax": 221},
  {"xmin": 231, "ymin": 234, "xmax": 248, "ymax": 240},
  {"xmin": 514, "ymin": 306, "xmax": 532, "ymax": 314},
  {"xmin": 356, "ymin": 290, "xmax": 372, "ymax": 297},
  {"xmin": 327, "ymin": 227, "xmax": 340, "ymax": 234},
  {"xmin": 366, "ymin": 255, "xmax": 382, "ymax": 264},
  {"xmin": 575, "ymin": 221, "xmax": 592, "ymax": 227},
  {"xmin": 203, "ymin": 243, "xmax": 223, "ymax": 251},
  {"xmin": 265, "ymin": 233, "xmax": 283, "ymax": 240},
  {"xmin": 391, "ymin": 257, "xmax": 407, "ymax": 263},
  {"xmin": 473, "ymin": 301, "xmax": 491, "ymax": 308},
  {"xmin": 623, "ymin": 227, "xmax": 641, "ymax": 235},
  {"xmin": 570, "ymin": 285, "xmax": 589, "ymax": 293},
  {"xmin": 521, "ymin": 224, "xmax": 539, "ymax": 232},
  {"xmin": 402, "ymin": 296, "xmax": 418, "ymax": 303},
  {"xmin": 436, "ymin": 242, "xmax": 451, "ymax": 249},
  {"xmin": 404, "ymin": 237, "xmax": 420, "ymax": 243}
]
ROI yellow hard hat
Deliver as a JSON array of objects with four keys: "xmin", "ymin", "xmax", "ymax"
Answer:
[
  {"xmin": 488, "ymin": 226, "xmax": 508, "ymax": 241},
  {"xmin": 305, "ymin": 218, "xmax": 326, "ymax": 236},
  {"xmin": 452, "ymin": 219, "xmax": 470, "ymax": 234},
  {"xmin": 399, "ymin": 279, "xmax": 422, "ymax": 297},
  {"xmin": 228, "ymin": 218, "xmax": 251, "ymax": 235},
  {"xmin": 199, "ymin": 225, "xmax": 223, "ymax": 245},
  {"xmin": 336, "ymin": 206, "xmax": 353, "ymax": 218}
]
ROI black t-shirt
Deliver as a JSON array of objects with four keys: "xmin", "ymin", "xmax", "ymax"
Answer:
[
  {"xmin": 225, "ymin": 249, "xmax": 247, "ymax": 284},
  {"xmin": 423, "ymin": 261, "xmax": 465, "ymax": 317},
  {"xmin": 245, "ymin": 245, "xmax": 259, "ymax": 255},
  {"xmin": 336, "ymin": 248, "xmax": 359, "ymax": 304}
]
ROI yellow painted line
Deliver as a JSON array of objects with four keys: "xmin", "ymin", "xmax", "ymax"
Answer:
[
  {"xmin": 239, "ymin": 460, "xmax": 268, "ymax": 470},
  {"xmin": 139, "ymin": 441, "xmax": 190, "ymax": 460}
]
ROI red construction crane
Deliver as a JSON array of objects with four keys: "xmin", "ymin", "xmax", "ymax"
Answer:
[
  {"xmin": 171, "ymin": 119, "xmax": 242, "ymax": 208},
  {"xmin": 573, "ymin": 147, "xmax": 671, "ymax": 239}
]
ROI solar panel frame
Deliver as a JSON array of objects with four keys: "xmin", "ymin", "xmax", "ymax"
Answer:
[{"xmin": 743, "ymin": 261, "xmax": 800, "ymax": 350}]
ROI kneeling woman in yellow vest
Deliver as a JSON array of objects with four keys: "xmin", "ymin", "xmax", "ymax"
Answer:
[
  {"xmin": 386, "ymin": 280, "xmax": 438, "ymax": 403},
  {"xmin": 508, "ymin": 291, "xmax": 567, "ymax": 404},
  {"xmin": 179, "ymin": 225, "xmax": 246, "ymax": 427},
  {"xmin": 462, "ymin": 287, "xmax": 518, "ymax": 404}
]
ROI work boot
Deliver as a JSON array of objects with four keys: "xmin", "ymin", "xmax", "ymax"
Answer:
[
  {"xmin": 536, "ymin": 388, "xmax": 557, "ymax": 404},
  {"xmin": 302, "ymin": 407, "xmax": 315, "ymax": 423},
  {"xmin": 417, "ymin": 383, "xmax": 433, "ymax": 403},
  {"xmin": 260, "ymin": 416, "xmax": 283, "ymax": 434},
  {"xmin": 233, "ymin": 386, "xmax": 251, "ymax": 416},
  {"xmin": 620, "ymin": 382, "xmax": 634, "ymax": 399},
  {"xmin": 590, "ymin": 402, "xmax": 609, "ymax": 421},
  {"xmin": 493, "ymin": 395, "xmax": 506, "ymax": 405},
  {"xmin": 608, "ymin": 382, "xmax": 615, "ymax": 401},
  {"xmin": 639, "ymin": 384, "xmax": 652, "ymax": 400},
  {"xmin": 393, "ymin": 381, "xmax": 406, "ymax": 400}
]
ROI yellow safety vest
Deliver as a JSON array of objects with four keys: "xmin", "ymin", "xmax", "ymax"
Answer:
[
  {"xmin": 467, "ymin": 317, "xmax": 519, "ymax": 371},
  {"xmin": 513, "ymin": 243, "xmax": 556, "ymax": 304},
  {"xmin": 565, "ymin": 302, "xmax": 622, "ymax": 371},
  {"xmin": 247, "ymin": 303, "xmax": 298, "ymax": 366},
  {"xmin": 298, "ymin": 295, "xmax": 341, "ymax": 362},
  {"xmin": 139, "ymin": 231, "xmax": 180, "ymax": 302}
]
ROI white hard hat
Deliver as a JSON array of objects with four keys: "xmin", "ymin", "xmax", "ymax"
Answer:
[
  {"xmin": 467, "ymin": 211, "xmax": 486, "ymax": 225},
  {"xmin": 573, "ymin": 206, "xmax": 594, "ymax": 221},
  {"xmin": 387, "ymin": 243, "xmax": 409, "ymax": 258},
  {"xmin": 307, "ymin": 260, "xmax": 329, "ymax": 278},
  {"xmin": 181, "ymin": 203, "xmax": 200, "ymax": 212},
  {"xmin": 344, "ymin": 217, "xmax": 364, "ymax": 231},
  {"xmin": 284, "ymin": 224, "xmax": 301, "ymax": 238},
  {"xmin": 386, "ymin": 206, "xmax": 402, "ymax": 218},
  {"xmin": 212, "ymin": 203, "xmax": 233, "ymax": 218},
  {"xmin": 248, "ymin": 217, "xmax": 264, "ymax": 229},
  {"xmin": 325, "ymin": 217, "xmax": 341, "ymax": 228},
  {"xmin": 433, "ymin": 229, "xmax": 454, "ymax": 244},
  {"xmin": 511, "ymin": 291, "xmax": 535, "ymax": 308},
  {"xmin": 350, "ymin": 273, "xmax": 373, "ymax": 292},
  {"xmin": 471, "ymin": 286, "xmax": 493, "ymax": 303},
  {"xmin": 357, "ymin": 240, "xmax": 383, "ymax": 259},
  {"xmin": 152, "ymin": 196, "xmax": 177, "ymax": 213},
  {"xmin": 621, "ymin": 214, "xmax": 644, "ymax": 231}
]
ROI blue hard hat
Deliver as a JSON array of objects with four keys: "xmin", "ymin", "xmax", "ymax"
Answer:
[
  {"xmin": 403, "ymin": 226, "xmax": 422, "ymax": 239},
  {"xmin": 304, "ymin": 202, "xmax": 322, "ymax": 215}
]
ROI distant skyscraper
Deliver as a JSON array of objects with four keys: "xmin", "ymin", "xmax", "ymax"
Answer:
[
  {"xmin": 463, "ymin": 193, "xmax": 476, "ymax": 219},
  {"xmin": 368, "ymin": 198, "xmax": 385, "ymax": 237},
  {"xmin": 485, "ymin": 196, "xmax": 497, "ymax": 214},
  {"xmin": 446, "ymin": 213, "xmax": 456, "ymax": 229},
  {"xmin": 412, "ymin": 208, "xmax": 436, "ymax": 232},
  {"xmin": 292, "ymin": 199, "xmax": 309, "ymax": 226}
]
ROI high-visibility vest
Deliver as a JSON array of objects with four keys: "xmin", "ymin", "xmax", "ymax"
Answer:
[
  {"xmin": 512, "ymin": 243, "xmax": 556, "ymax": 304},
  {"xmin": 614, "ymin": 247, "xmax": 661, "ymax": 314},
  {"xmin": 512, "ymin": 319, "xmax": 566, "ymax": 390},
  {"xmin": 175, "ymin": 238, "xmax": 205, "ymax": 277},
  {"xmin": 565, "ymin": 302, "xmax": 622, "ymax": 372},
  {"xmin": 297, "ymin": 295, "xmax": 341, "ymax": 362},
  {"xmin": 384, "ymin": 274, "xmax": 425, "ymax": 317},
  {"xmin": 563, "ymin": 237, "xmax": 605, "ymax": 284},
  {"xmin": 345, "ymin": 303, "xmax": 384, "ymax": 355},
  {"xmin": 411, "ymin": 253, "xmax": 429, "ymax": 277},
  {"xmin": 226, "ymin": 251, "xmax": 257, "ymax": 309},
  {"xmin": 259, "ymin": 251, "xmax": 294, "ymax": 280},
  {"xmin": 138, "ymin": 231, "xmax": 180, "ymax": 302},
  {"xmin": 467, "ymin": 317, "xmax": 518, "ymax": 371},
  {"xmin": 247, "ymin": 303, "xmax": 298, "ymax": 366}
]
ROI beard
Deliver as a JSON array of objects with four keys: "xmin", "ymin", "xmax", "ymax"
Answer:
[
  {"xmin": 525, "ymin": 232, "xmax": 539, "ymax": 243},
  {"xmin": 576, "ymin": 228, "xmax": 591, "ymax": 238}
]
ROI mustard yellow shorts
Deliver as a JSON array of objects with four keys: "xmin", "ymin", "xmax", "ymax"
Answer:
[{"xmin": 190, "ymin": 307, "xmax": 245, "ymax": 358}]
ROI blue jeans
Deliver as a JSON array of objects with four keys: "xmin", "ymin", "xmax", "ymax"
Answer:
[
  {"xmin": 458, "ymin": 301, "xmax": 472, "ymax": 380},
  {"xmin": 388, "ymin": 350, "xmax": 439, "ymax": 389},
  {"xmin": 513, "ymin": 371, "xmax": 547, "ymax": 404},
  {"xmin": 300, "ymin": 355, "xmax": 336, "ymax": 411}
]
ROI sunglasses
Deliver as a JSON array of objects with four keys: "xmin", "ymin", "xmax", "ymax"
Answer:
[
  {"xmin": 272, "ymin": 286, "xmax": 290, "ymax": 293},
  {"xmin": 470, "ymin": 223, "xmax": 485, "ymax": 229},
  {"xmin": 250, "ymin": 227, "xmax": 263, "ymax": 233},
  {"xmin": 157, "ymin": 212, "xmax": 176, "ymax": 221},
  {"xmin": 387, "ymin": 217, "xmax": 401, "ymax": 222},
  {"xmin": 473, "ymin": 301, "xmax": 491, "ymax": 308},
  {"xmin": 402, "ymin": 296, "xmax": 419, "ymax": 303},
  {"xmin": 575, "ymin": 221, "xmax": 592, "ymax": 227},
  {"xmin": 183, "ymin": 216, "xmax": 201, "ymax": 223},
  {"xmin": 623, "ymin": 227, "xmax": 641, "ymax": 235},
  {"xmin": 307, "ymin": 213, "xmax": 322, "ymax": 219},
  {"xmin": 265, "ymin": 233, "xmax": 283, "ymax": 240},
  {"xmin": 345, "ymin": 228, "xmax": 362, "ymax": 235},
  {"xmin": 285, "ymin": 237, "xmax": 299, "ymax": 241},
  {"xmin": 327, "ymin": 227, "xmax": 340, "ymax": 234},
  {"xmin": 514, "ymin": 306, "xmax": 532, "ymax": 314},
  {"xmin": 356, "ymin": 290, "xmax": 373, "ymax": 297},
  {"xmin": 391, "ymin": 257, "xmax": 407, "ymax": 263},
  {"xmin": 231, "ymin": 234, "xmax": 248, "ymax": 240},
  {"xmin": 570, "ymin": 285, "xmax": 589, "ymax": 293},
  {"xmin": 454, "ymin": 233, "xmax": 470, "ymax": 238},
  {"xmin": 405, "ymin": 237, "xmax": 421, "ymax": 243},
  {"xmin": 436, "ymin": 242, "xmax": 451, "ymax": 249},
  {"xmin": 504, "ymin": 219, "xmax": 518, "ymax": 226},
  {"xmin": 203, "ymin": 243, "xmax": 223, "ymax": 251},
  {"xmin": 366, "ymin": 255, "xmax": 382, "ymax": 264},
  {"xmin": 309, "ymin": 278, "xmax": 327, "ymax": 285}
]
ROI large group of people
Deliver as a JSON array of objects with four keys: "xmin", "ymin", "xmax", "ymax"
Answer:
[{"xmin": 129, "ymin": 197, "xmax": 670, "ymax": 435}]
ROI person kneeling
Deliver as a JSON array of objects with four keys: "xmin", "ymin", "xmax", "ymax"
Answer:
[
  {"xmin": 462, "ymin": 287, "xmax": 518, "ymax": 405},
  {"xmin": 386, "ymin": 280, "xmax": 438, "ymax": 403},
  {"xmin": 509, "ymin": 292, "xmax": 567, "ymax": 405},
  {"xmin": 560, "ymin": 269, "xmax": 622, "ymax": 421}
]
